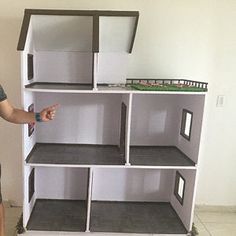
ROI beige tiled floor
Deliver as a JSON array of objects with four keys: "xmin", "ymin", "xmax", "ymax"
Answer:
[
  {"xmin": 4, "ymin": 202, "xmax": 22, "ymax": 236},
  {"xmin": 194, "ymin": 206, "xmax": 236, "ymax": 235},
  {"xmin": 4, "ymin": 203, "xmax": 236, "ymax": 236}
]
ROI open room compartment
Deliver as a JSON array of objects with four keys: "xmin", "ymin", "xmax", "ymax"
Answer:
[
  {"xmin": 22, "ymin": 13, "xmax": 94, "ymax": 90},
  {"xmin": 18, "ymin": 10, "xmax": 139, "ymax": 91},
  {"xmin": 129, "ymin": 94, "xmax": 205, "ymax": 167},
  {"xmin": 25, "ymin": 93, "xmax": 132, "ymax": 166},
  {"xmin": 94, "ymin": 52, "xmax": 130, "ymax": 89},
  {"xmin": 95, "ymin": 14, "xmax": 138, "ymax": 89},
  {"xmin": 25, "ymin": 166, "xmax": 89, "ymax": 232},
  {"xmin": 88, "ymin": 167, "xmax": 196, "ymax": 234}
]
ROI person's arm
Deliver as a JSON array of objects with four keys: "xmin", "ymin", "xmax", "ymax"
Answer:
[{"xmin": 0, "ymin": 99, "xmax": 58, "ymax": 124}]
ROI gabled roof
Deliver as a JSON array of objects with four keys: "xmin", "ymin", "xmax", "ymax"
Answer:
[{"xmin": 17, "ymin": 9, "xmax": 139, "ymax": 53}]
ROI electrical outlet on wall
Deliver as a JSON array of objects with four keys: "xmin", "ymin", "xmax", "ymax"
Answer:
[{"xmin": 216, "ymin": 95, "xmax": 225, "ymax": 107}]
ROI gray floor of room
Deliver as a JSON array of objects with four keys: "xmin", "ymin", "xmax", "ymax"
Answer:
[
  {"xmin": 4, "ymin": 202, "xmax": 236, "ymax": 236},
  {"xmin": 27, "ymin": 144, "xmax": 194, "ymax": 166},
  {"xmin": 26, "ymin": 200, "xmax": 87, "ymax": 232},
  {"xmin": 27, "ymin": 144, "xmax": 125, "ymax": 165},
  {"xmin": 90, "ymin": 201, "xmax": 186, "ymax": 234},
  {"xmin": 26, "ymin": 200, "xmax": 187, "ymax": 234}
]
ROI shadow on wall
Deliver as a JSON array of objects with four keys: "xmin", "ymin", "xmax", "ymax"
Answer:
[
  {"xmin": 124, "ymin": 169, "xmax": 173, "ymax": 202},
  {"xmin": 0, "ymin": 17, "xmax": 22, "ymax": 101}
]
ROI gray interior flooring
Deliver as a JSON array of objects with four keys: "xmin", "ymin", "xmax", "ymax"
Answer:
[
  {"xmin": 90, "ymin": 201, "xmax": 187, "ymax": 234},
  {"xmin": 130, "ymin": 146, "xmax": 195, "ymax": 166},
  {"xmin": 27, "ymin": 143, "xmax": 194, "ymax": 167},
  {"xmin": 27, "ymin": 199, "xmax": 87, "ymax": 232},
  {"xmin": 27, "ymin": 143, "xmax": 125, "ymax": 165},
  {"xmin": 25, "ymin": 83, "xmax": 93, "ymax": 90}
]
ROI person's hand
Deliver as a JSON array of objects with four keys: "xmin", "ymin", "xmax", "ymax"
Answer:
[{"xmin": 39, "ymin": 104, "xmax": 59, "ymax": 122}]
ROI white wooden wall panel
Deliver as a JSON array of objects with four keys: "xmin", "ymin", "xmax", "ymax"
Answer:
[
  {"xmin": 99, "ymin": 16, "xmax": 136, "ymax": 52},
  {"xmin": 22, "ymin": 48, "xmax": 36, "ymax": 161},
  {"xmin": 23, "ymin": 166, "xmax": 36, "ymax": 227},
  {"xmin": 32, "ymin": 15, "xmax": 93, "ymax": 51},
  {"xmin": 93, "ymin": 53, "xmax": 99, "ymax": 90},
  {"xmin": 96, "ymin": 53, "xmax": 129, "ymax": 84},
  {"xmin": 22, "ymin": 91, "xmax": 36, "ymax": 160},
  {"xmin": 170, "ymin": 169, "xmax": 196, "ymax": 231},
  {"xmin": 130, "ymin": 94, "xmax": 179, "ymax": 146},
  {"xmin": 92, "ymin": 168, "xmax": 173, "ymax": 202},
  {"xmin": 176, "ymin": 95, "xmax": 205, "ymax": 163},
  {"xmin": 35, "ymin": 93, "xmax": 121, "ymax": 145},
  {"xmin": 35, "ymin": 52, "xmax": 93, "ymax": 84},
  {"xmin": 21, "ymin": 22, "xmax": 37, "ymax": 227},
  {"xmin": 22, "ymin": 21, "xmax": 36, "ymax": 86},
  {"xmin": 86, "ymin": 168, "xmax": 93, "ymax": 232},
  {"xmin": 35, "ymin": 167, "xmax": 88, "ymax": 200},
  {"xmin": 121, "ymin": 94, "xmax": 132, "ymax": 164}
]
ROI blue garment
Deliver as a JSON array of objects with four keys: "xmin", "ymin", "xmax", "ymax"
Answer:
[{"xmin": 0, "ymin": 85, "xmax": 7, "ymax": 102}]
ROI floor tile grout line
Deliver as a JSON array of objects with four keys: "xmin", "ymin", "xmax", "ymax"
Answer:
[
  {"xmin": 195, "ymin": 212, "xmax": 212, "ymax": 236},
  {"xmin": 194, "ymin": 212, "xmax": 201, "ymax": 221},
  {"xmin": 195, "ymin": 211, "xmax": 236, "ymax": 224}
]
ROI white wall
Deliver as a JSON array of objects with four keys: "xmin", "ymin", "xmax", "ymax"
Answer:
[{"xmin": 0, "ymin": 0, "xmax": 235, "ymax": 206}]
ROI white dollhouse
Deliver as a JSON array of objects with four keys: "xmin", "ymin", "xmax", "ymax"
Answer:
[{"xmin": 17, "ymin": 9, "xmax": 207, "ymax": 235}]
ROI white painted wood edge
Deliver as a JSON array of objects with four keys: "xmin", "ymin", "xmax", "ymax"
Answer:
[
  {"xmin": 25, "ymin": 163, "xmax": 197, "ymax": 170},
  {"xmin": 24, "ymin": 88, "xmax": 207, "ymax": 95},
  {"xmin": 86, "ymin": 168, "xmax": 93, "ymax": 232},
  {"xmin": 20, "ymin": 231, "xmax": 188, "ymax": 235}
]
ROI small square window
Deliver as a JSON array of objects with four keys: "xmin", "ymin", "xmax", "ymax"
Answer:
[
  {"xmin": 180, "ymin": 109, "xmax": 193, "ymax": 141},
  {"xmin": 174, "ymin": 171, "xmax": 185, "ymax": 205}
]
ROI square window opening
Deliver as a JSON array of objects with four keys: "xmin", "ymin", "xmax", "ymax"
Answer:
[
  {"xmin": 174, "ymin": 171, "xmax": 185, "ymax": 205},
  {"xmin": 180, "ymin": 109, "xmax": 193, "ymax": 141}
]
